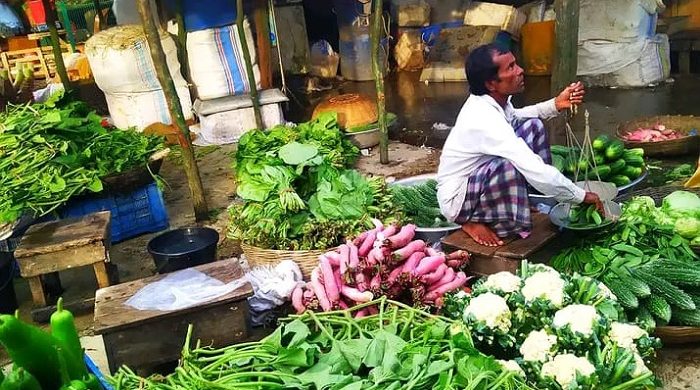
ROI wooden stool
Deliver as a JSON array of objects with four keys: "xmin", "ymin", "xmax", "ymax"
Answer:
[
  {"xmin": 93, "ymin": 259, "xmax": 253, "ymax": 375},
  {"xmin": 441, "ymin": 213, "xmax": 560, "ymax": 275},
  {"xmin": 14, "ymin": 211, "xmax": 112, "ymax": 309}
]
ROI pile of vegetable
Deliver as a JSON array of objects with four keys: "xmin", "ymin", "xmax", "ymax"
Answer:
[
  {"xmin": 550, "ymin": 135, "xmax": 645, "ymax": 187},
  {"xmin": 228, "ymin": 113, "xmax": 400, "ymax": 250},
  {"xmin": 111, "ymin": 298, "xmax": 533, "ymax": 389},
  {"xmin": 552, "ymin": 192, "xmax": 700, "ymax": 327},
  {"xmin": 620, "ymin": 123, "xmax": 689, "ymax": 142},
  {"xmin": 0, "ymin": 93, "xmax": 164, "ymax": 223},
  {"xmin": 0, "ymin": 299, "xmax": 101, "ymax": 390},
  {"xmin": 390, "ymin": 179, "xmax": 452, "ymax": 228},
  {"xmin": 564, "ymin": 204, "xmax": 605, "ymax": 228},
  {"xmin": 443, "ymin": 263, "xmax": 662, "ymax": 390},
  {"xmin": 291, "ymin": 222, "xmax": 470, "ymax": 314}
]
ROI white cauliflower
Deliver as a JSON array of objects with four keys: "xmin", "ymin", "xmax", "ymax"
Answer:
[
  {"xmin": 631, "ymin": 352, "xmax": 651, "ymax": 378},
  {"xmin": 520, "ymin": 329, "xmax": 558, "ymax": 362},
  {"xmin": 552, "ymin": 305, "xmax": 599, "ymax": 336},
  {"xmin": 598, "ymin": 282, "xmax": 616, "ymax": 300},
  {"xmin": 497, "ymin": 360, "xmax": 525, "ymax": 377},
  {"xmin": 541, "ymin": 354, "xmax": 596, "ymax": 388},
  {"xmin": 522, "ymin": 271, "xmax": 566, "ymax": 307},
  {"xmin": 609, "ymin": 322, "xmax": 647, "ymax": 351},
  {"xmin": 482, "ymin": 272, "xmax": 522, "ymax": 293},
  {"xmin": 464, "ymin": 292, "xmax": 511, "ymax": 333}
]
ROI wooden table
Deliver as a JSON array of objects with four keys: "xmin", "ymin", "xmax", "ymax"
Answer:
[
  {"xmin": 441, "ymin": 212, "xmax": 559, "ymax": 275},
  {"xmin": 93, "ymin": 259, "xmax": 253, "ymax": 375},
  {"xmin": 15, "ymin": 212, "xmax": 112, "ymax": 311}
]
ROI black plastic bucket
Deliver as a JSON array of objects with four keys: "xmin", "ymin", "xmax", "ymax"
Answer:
[
  {"xmin": 0, "ymin": 252, "xmax": 17, "ymax": 314},
  {"xmin": 147, "ymin": 227, "xmax": 219, "ymax": 274}
]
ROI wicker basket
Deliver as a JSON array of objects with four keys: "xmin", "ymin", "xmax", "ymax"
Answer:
[
  {"xmin": 240, "ymin": 242, "xmax": 329, "ymax": 280},
  {"xmin": 616, "ymin": 115, "xmax": 700, "ymax": 157},
  {"xmin": 311, "ymin": 93, "xmax": 378, "ymax": 130},
  {"xmin": 654, "ymin": 326, "xmax": 700, "ymax": 345}
]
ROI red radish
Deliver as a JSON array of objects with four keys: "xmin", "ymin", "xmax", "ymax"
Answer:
[
  {"xmin": 339, "ymin": 244, "xmax": 350, "ymax": 276},
  {"xmin": 355, "ymin": 308, "xmax": 368, "ymax": 319},
  {"xmin": 335, "ymin": 268, "xmax": 344, "ymax": 291},
  {"xmin": 429, "ymin": 268, "xmax": 455, "ymax": 291},
  {"xmin": 353, "ymin": 231, "xmax": 369, "ymax": 246},
  {"xmin": 425, "ymin": 272, "xmax": 468, "ymax": 301},
  {"xmin": 402, "ymin": 252, "xmax": 426, "ymax": 273},
  {"xmin": 323, "ymin": 253, "xmax": 341, "ymax": 267},
  {"xmin": 426, "ymin": 247, "xmax": 441, "ymax": 257},
  {"xmin": 392, "ymin": 240, "xmax": 426, "ymax": 262},
  {"xmin": 358, "ymin": 229, "xmax": 377, "ymax": 257},
  {"xmin": 319, "ymin": 257, "xmax": 340, "ymax": 303},
  {"xmin": 446, "ymin": 250, "xmax": 469, "ymax": 261},
  {"xmin": 414, "ymin": 255, "xmax": 446, "ymax": 276},
  {"xmin": 338, "ymin": 300, "xmax": 349, "ymax": 309},
  {"xmin": 348, "ymin": 243, "xmax": 360, "ymax": 269},
  {"xmin": 291, "ymin": 285, "xmax": 305, "ymax": 313},
  {"xmin": 388, "ymin": 266, "xmax": 404, "ymax": 283},
  {"xmin": 446, "ymin": 259, "xmax": 464, "ymax": 268},
  {"xmin": 366, "ymin": 249, "xmax": 379, "ymax": 267},
  {"xmin": 367, "ymin": 305, "xmax": 379, "ymax": 315},
  {"xmin": 372, "ymin": 219, "xmax": 383, "ymax": 230},
  {"xmin": 355, "ymin": 273, "xmax": 368, "ymax": 292},
  {"xmin": 435, "ymin": 297, "xmax": 444, "ymax": 308},
  {"xmin": 311, "ymin": 268, "xmax": 332, "ymax": 311},
  {"xmin": 379, "ymin": 224, "xmax": 399, "ymax": 240},
  {"xmin": 385, "ymin": 224, "xmax": 416, "ymax": 248},
  {"xmin": 370, "ymin": 273, "xmax": 381, "ymax": 290},
  {"xmin": 341, "ymin": 286, "xmax": 374, "ymax": 303},
  {"xmin": 422, "ymin": 264, "xmax": 447, "ymax": 285}
]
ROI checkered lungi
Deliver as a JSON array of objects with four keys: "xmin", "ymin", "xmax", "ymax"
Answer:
[{"xmin": 456, "ymin": 118, "xmax": 551, "ymax": 238}]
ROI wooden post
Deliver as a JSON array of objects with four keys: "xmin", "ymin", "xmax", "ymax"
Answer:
[
  {"xmin": 92, "ymin": 0, "xmax": 106, "ymax": 30},
  {"xmin": 371, "ymin": 0, "xmax": 388, "ymax": 164},
  {"xmin": 236, "ymin": 0, "xmax": 263, "ymax": 130},
  {"xmin": 137, "ymin": 0, "xmax": 209, "ymax": 221},
  {"xmin": 41, "ymin": 0, "xmax": 71, "ymax": 91},
  {"xmin": 175, "ymin": 0, "xmax": 189, "ymax": 81},
  {"xmin": 551, "ymin": 0, "xmax": 580, "ymax": 95},
  {"xmin": 253, "ymin": 0, "xmax": 272, "ymax": 89}
]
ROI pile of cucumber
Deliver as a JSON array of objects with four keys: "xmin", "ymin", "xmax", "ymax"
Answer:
[
  {"xmin": 566, "ymin": 204, "xmax": 604, "ymax": 228},
  {"xmin": 550, "ymin": 135, "xmax": 645, "ymax": 187}
]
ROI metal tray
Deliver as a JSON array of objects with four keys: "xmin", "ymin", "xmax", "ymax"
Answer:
[
  {"xmin": 390, "ymin": 173, "xmax": 460, "ymax": 243},
  {"xmin": 549, "ymin": 200, "xmax": 621, "ymax": 231}
]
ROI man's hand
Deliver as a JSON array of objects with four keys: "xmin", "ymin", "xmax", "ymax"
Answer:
[
  {"xmin": 555, "ymin": 81, "xmax": 585, "ymax": 111},
  {"xmin": 582, "ymin": 192, "xmax": 604, "ymax": 216}
]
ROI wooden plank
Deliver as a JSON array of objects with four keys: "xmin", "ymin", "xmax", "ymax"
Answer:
[
  {"xmin": 27, "ymin": 277, "xmax": 47, "ymax": 307},
  {"xmin": 103, "ymin": 301, "xmax": 249, "ymax": 375},
  {"xmin": 31, "ymin": 297, "xmax": 96, "ymax": 323},
  {"xmin": 254, "ymin": 0, "xmax": 272, "ymax": 89},
  {"xmin": 469, "ymin": 254, "xmax": 520, "ymax": 276},
  {"xmin": 441, "ymin": 230, "xmax": 516, "ymax": 257},
  {"xmin": 17, "ymin": 244, "xmax": 106, "ymax": 278},
  {"xmin": 93, "ymin": 261, "xmax": 110, "ymax": 289},
  {"xmin": 94, "ymin": 259, "xmax": 253, "ymax": 334},
  {"xmin": 495, "ymin": 213, "xmax": 559, "ymax": 259},
  {"xmin": 15, "ymin": 211, "xmax": 110, "ymax": 258},
  {"xmin": 551, "ymin": 0, "xmax": 580, "ymax": 95}
]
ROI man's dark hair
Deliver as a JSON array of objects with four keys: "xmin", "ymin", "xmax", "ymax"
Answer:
[{"xmin": 466, "ymin": 44, "xmax": 509, "ymax": 96}]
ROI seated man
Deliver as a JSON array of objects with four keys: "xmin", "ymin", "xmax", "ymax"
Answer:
[{"xmin": 437, "ymin": 43, "xmax": 602, "ymax": 247}]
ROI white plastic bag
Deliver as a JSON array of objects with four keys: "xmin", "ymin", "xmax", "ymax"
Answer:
[
  {"xmin": 125, "ymin": 268, "xmax": 248, "ymax": 311},
  {"xmin": 246, "ymin": 260, "xmax": 303, "ymax": 312}
]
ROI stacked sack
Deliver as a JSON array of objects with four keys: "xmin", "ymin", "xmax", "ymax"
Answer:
[{"xmin": 85, "ymin": 25, "xmax": 193, "ymax": 131}]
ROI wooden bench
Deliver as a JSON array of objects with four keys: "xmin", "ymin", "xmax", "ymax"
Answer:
[
  {"xmin": 14, "ymin": 212, "xmax": 112, "ymax": 317},
  {"xmin": 441, "ymin": 212, "xmax": 560, "ymax": 275},
  {"xmin": 93, "ymin": 259, "xmax": 253, "ymax": 376}
]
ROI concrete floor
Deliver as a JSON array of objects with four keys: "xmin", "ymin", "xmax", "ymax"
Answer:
[{"xmin": 3, "ymin": 70, "xmax": 700, "ymax": 385}]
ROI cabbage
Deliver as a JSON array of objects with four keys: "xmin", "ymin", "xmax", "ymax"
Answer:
[
  {"xmin": 662, "ymin": 191, "xmax": 700, "ymax": 219},
  {"xmin": 692, "ymin": 236, "xmax": 700, "ymax": 246},
  {"xmin": 674, "ymin": 217, "xmax": 700, "ymax": 239}
]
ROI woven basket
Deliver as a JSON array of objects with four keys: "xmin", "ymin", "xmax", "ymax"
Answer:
[
  {"xmin": 654, "ymin": 326, "xmax": 700, "ymax": 345},
  {"xmin": 616, "ymin": 115, "xmax": 700, "ymax": 157},
  {"xmin": 240, "ymin": 243, "xmax": 329, "ymax": 280}
]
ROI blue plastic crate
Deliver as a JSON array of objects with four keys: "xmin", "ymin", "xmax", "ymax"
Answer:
[
  {"xmin": 59, "ymin": 183, "xmax": 169, "ymax": 243},
  {"xmin": 85, "ymin": 353, "xmax": 113, "ymax": 390}
]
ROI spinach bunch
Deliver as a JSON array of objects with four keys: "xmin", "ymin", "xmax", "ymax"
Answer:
[
  {"xmin": 229, "ymin": 113, "xmax": 401, "ymax": 250},
  {"xmin": 0, "ymin": 93, "xmax": 164, "ymax": 223}
]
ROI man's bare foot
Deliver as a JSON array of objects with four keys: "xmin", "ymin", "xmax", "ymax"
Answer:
[{"xmin": 462, "ymin": 222, "xmax": 504, "ymax": 247}]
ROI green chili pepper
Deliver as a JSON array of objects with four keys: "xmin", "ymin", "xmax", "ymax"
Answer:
[
  {"xmin": 0, "ymin": 314, "xmax": 62, "ymax": 390},
  {"xmin": 0, "ymin": 367, "xmax": 42, "ymax": 390},
  {"xmin": 51, "ymin": 298, "xmax": 89, "ymax": 381}
]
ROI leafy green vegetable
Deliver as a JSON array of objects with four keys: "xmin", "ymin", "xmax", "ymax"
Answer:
[
  {"xmin": 228, "ymin": 113, "xmax": 401, "ymax": 250},
  {"xmin": 674, "ymin": 217, "xmax": 700, "ymax": 239},
  {"xmin": 662, "ymin": 190, "xmax": 700, "ymax": 219},
  {"xmin": 0, "ymin": 92, "xmax": 164, "ymax": 223},
  {"xmin": 391, "ymin": 179, "xmax": 452, "ymax": 228}
]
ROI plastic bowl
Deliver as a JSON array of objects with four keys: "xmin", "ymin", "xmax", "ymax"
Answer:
[{"xmin": 147, "ymin": 227, "xmax": 219, "ymax": 274}]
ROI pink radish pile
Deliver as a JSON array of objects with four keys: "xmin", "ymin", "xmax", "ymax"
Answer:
[
  {"xmin": 291, "ymin": 221, "xmax": 472, "ymax": 317},
  {"xmin": 622, "ymin": 124, "xmax": 686, "ymax": 142}
]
